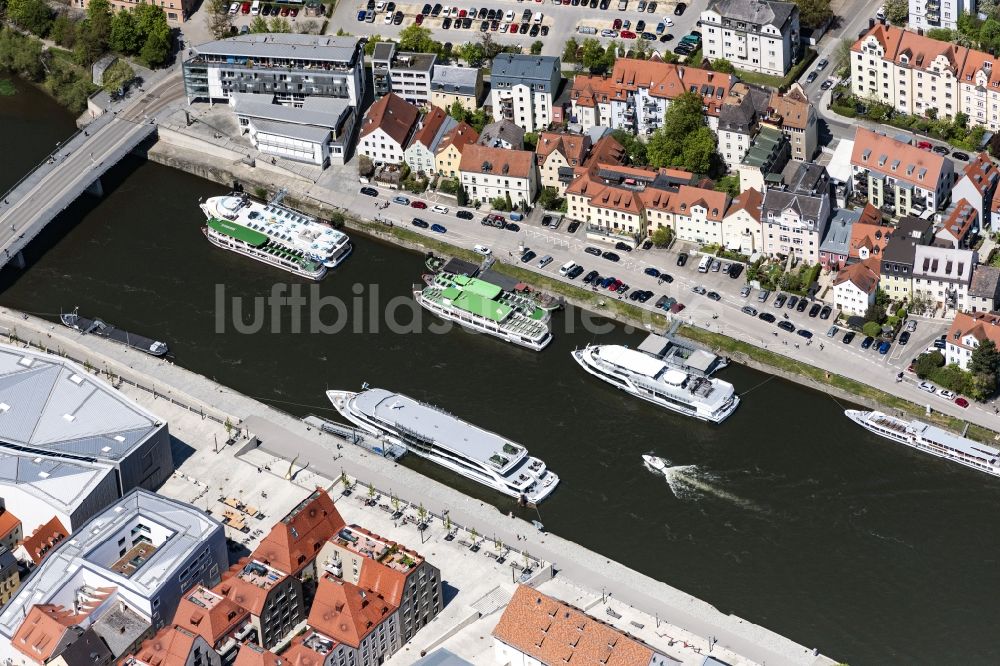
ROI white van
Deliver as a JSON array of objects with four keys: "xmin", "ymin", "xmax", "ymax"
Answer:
[
  {"xmin": 559, "ymin": 261, "xmax": 578, "ymax": 276},
  {"xmin": 250, "ymin": 0, "xmax": 260, "ymax": 14},
  {"xmin": 697, "ymin": 255, "xmax": 712, "ymax": 273},
  {"xmin": 533, "ymin": 11, "xmax": 544, "ymax": 22}
]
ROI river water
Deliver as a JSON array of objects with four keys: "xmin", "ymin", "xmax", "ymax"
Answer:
[{"xmin": 3, "ymin": 78, "xmax": 1000, "ymax": 665}]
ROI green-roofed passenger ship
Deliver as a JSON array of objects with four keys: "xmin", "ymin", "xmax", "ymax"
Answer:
[
  {"xmin": 202, "ymin": 218, "xmax": 328, "ymax": 280},
  {"xmin": 415, "ymin": 269, "xmax": 553, "ymax": 351}
]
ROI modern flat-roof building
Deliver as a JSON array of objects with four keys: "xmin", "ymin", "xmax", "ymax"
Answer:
[
  {"xmin": 372, "ymin": 43, "xmax": 437, "ymax": 105},
  {"xmin": 0, "ymin": 490, "xmax": 227, "ymax": 665},
  {"xmin": 0, "ymin": 344, "xmax": 172, "ymax": 536},
  {"xmin": 183, "ymin": 34, "xmax": 366, "ymax": 107},
  {"xmin": 230, "ymin": 92, "xmax": 355, "ymax": 167}
]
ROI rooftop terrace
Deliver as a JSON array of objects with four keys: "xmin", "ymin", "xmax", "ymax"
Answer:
[{"xmin": 334, "ymin": 526, "xmax": 423, "ymax": 573}]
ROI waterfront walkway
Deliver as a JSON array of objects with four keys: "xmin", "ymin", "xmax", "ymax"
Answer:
[{"xmin": 0, "ymin": 308, "xmax": 837, "ymax": 666}]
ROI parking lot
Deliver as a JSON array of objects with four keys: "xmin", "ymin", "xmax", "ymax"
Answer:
[{"xmin": 331, "ymin": 0, "xmax": 702, "ymax": 57}]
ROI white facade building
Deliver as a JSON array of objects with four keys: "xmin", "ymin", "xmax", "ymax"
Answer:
[
  {"xmin": 945, "ymin": 312, "xmax": 1000, "ymax": 369},
  {"xmin": 701, "ymin": 0, "xmax": 801, "ymax": 77},
  {"xmin": 833, "ymin": 260, "xmax": 880, "ymax": 316},
  {"xmin": 357, "ymin": 93, "xmax": 420, "ymax": 166},
  {"xmin": 912, "ymin": 245, "xmax": 978, "ymax": 314},
  {"xmin": 489, "ymin": 54, "xmax": 561, "ymax": 133},
  {"xmin": 459, "ymin": 144, "xmax": 538, "ymax": 208},
  {"xmin": 910, "ymin": 0, "xmax": 976, "ymax": 31}
]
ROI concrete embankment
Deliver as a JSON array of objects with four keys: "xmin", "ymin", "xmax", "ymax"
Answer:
[{"xmin": 0, "ymin": 309, "xmax": 836, "ymax": 666}]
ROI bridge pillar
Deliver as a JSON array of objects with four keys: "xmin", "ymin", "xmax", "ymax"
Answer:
[
  {"xmin": 85, "ymin": 178, "xmax": 104, "ymax": 198},
  {"xmin": 12, "ymin": 252, "xmax": 25, "ymax": 270}
]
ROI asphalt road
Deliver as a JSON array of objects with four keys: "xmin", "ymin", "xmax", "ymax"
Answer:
[{"xmin": 333, "ymin": 182, "xmax": 1000, "ymax": 429}]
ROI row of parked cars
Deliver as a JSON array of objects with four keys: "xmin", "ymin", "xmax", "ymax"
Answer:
[{"xmin": 228, "ymin": 1, "xmax": 299, "ymax": 16}]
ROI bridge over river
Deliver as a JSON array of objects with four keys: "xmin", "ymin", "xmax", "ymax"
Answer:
[{"xmin": 0, "ymin": 72, "xmax": 183, "ymax": 269}]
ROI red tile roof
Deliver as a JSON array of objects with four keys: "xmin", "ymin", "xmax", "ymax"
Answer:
[
  {"xmin": 535, "ymin": 132, "xmax": 589, "ymax": 166},
  {"xmin": 849, "ymin": 218, "xmax": 890, "ymax": 259},
  {"xmin": 668, "ymin": 184, "xmax": 729, "ymax": 220},
  {"xmin": 853, "ymin": 23, "xmax": 966, "ymax": 75},
  {"xmin": 215, "ymin": 559, "xmax": 287, "ymax": 616},
  {"xmin": 947, "ymin": 312, "xmax": 1000, "ymax": 351},
  {"xmin": 960, "ymin": 152, "xmax": 1000, "ymax": 197},
  {"xmin": 277, "ymin": 634, "xmax": 333, "ymax": 666},
  {"xmin": 359, "ymin": 93, "xmax": 420, "ymax": 146},
  {"xmin": 724, "ymin": 186, "xmax": 763, "ymax": 222},
  {"xmin": 252, "ymin": 489, "xmax": 345, "ymax": 576},
  {"xmin": 125, "ymin": 626, "xmax": 200, "ymax": 666},
  {"xmin": 307, "ymin": 575, "xmax": 396, "ymax": 649},
  {"xmin": 232, "ymin": 642, "xmax": 283, "ymax": 666},
  {"xmin": 13, "ymin": 605, "xmax": 81, "ymax": 664},
  {"xmin": 459, "ymin": 144, "xmax": 535, "ymax": 180},
  {"xmin": 834, "ymin": 258, "xmax": 880, "ymax": 294},
  {"xmin": 493, "ymin": 586, "xmax": 657, "ymax": 666},
  {"xmin": 172, "ymin": 585, "xmax": 249, "ymax": 647},
  {"xmin": 436, "ymin": 121, "xmax": 479, "ymax": 155},
  {"xmin": 851, "ymin": 128, "xmax": 947, "ymax": 190},
  {"xmin": 19, "ymin": 517, "xmax": 67, "ymax": 565},
  {"xmin": 408, "ymin": 106, "xmax": 449, "ymax": 151},
  {"xmin": 0, "ymin": 508, "xmax": 21, "ymax": 542},
  {"xmin": 938, "ymin": 199, "xmax": 979, "ymax": 243},
  {"xmin": 582, "ymin": 135, "xmax": 627, "ymax": 167}
]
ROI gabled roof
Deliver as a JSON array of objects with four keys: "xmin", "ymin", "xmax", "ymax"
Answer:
[
  {"xmin": 610, "ymin": 59, "xmax": 734, "ymax": 116},
  {"xmin": 251, "ymin": 488, "xmax": 346, "ymax": 576},
  {"xmin": 408, "ymin": 106, "xmax": 453, "ymax": 153},
  {"xmin": 12, "ymin": 605, "xmax": 81, "ymax": 664},
  {"xmin": 851, "ymin": 128, "xmax": 947, "ymax": 189},
  {"xmin": 834, "ymin": 258, "xmax": 880, "ymax": 294},
  {"xmin": 959, "ymin": 152, "xmax": 1000, "ymax": 197},
  {"xmin": 172, "ymin": 585, "xmax": 249, "ymax": 647},
  {"xmin": 0, "ymin": 507, "xmax": 20, "ymax": 541},
  {"xmin": 459, "ymin": 144, "xmax": 535, "ymax": 180},
  {"xmin": 535, "ymin": 132, "xmax": 589, "ymax": 167},
  {"xmin": 492, "ymin": 585, "xmax": 661, "ymax": 666},
  {"xmin": 766, "ymin": 85, "xmax": 813, "ymax": 130},
  {"xmin": 946, "ymin": 312, "xmax": 1000, "ymax": 350},
  {"xmin": 938, "ymin": 199, "xmax": 979, "ymax": 242},
  {"xmin": 58, "ymin": 627, "xmax": 113, "ymax": 666},
  {"xmin": 669, "ymin": 185, "xmax": 729, "ymax": 220},
  {"xmin": 706, "ymin": 0, "xmax": 798, "ymax": 29},
  {"xmin": 853, "ymin": 23, "xmax": 967, "ymax": 75},
  {"xmin": 18, "ymin": 516, "xmax": 67, "ymax": 565},
  {"xmin": 232, "ymin": 642, "xmax": 282, "ymax": 666},
  {"xmin": 307, "ymin": 575, "xmax": 396, "ymax": 649},
  {"xmin": 724, "ymin": 187, "xmax": 763, "ymax": 222},
  {"xmin": 215, "ymin": 559, "xmax": 287, "ymax": 616},
  {"xmin": 359, "ymin": 93, "xmax": 420, "ymax": 146},
  {"xmin": 126, "ymin": 626, "xmax": 202, "ymax": 666},
  {"xmin": 583, "ymin": 135, "xmax": 627, "ymax": 167},
  {"xmin": 435, "ymin": 121, "xmax": 479, "ymax": 155},
  {"xmin": 969, "ymin": 264, "xmax": 1000, "ymax": 299},
  {"xmin": 477, "ymin": 120, "xmax": 525, "ymax": 149}
]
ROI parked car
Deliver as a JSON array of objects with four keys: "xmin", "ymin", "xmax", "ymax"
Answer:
[
  {"xmin": 473, "ymin": 244, "xmax": 491, "ymax": 255},
  {"xmin": 906, "ymin": 319, "xmax": 918, "ymax": 332},
  {"xmin": 819, "ymin": 305, "xmax": 832, "ymax": 320},
  {"xmin": 728, "ymin": 263, "xmax": 743, "ymax": 279},
  {"xmin": 584, "ymin": 270, "xmax": 600, "ymax": 284},
  {"xmin": 520, "ymin": 250, "xmax": 537, "ymax": 263},
  {"xmin": 602, "ymin": 251, "xmax": 621, "ymax": 262},
  {"xmin": 659, "ymin": 273, "xmax": 673, "ymax": 283},
  {"xmin": 797, "ymin": 329, "xmax": 813, "ymax": 340},
  {"xmin": 676, "ymin": 252, "xmax": 688, "ymax": 266},
  {"xmin": 710, "ymin": 259, "xmax": 721, "ymax": 272},
  {"xmin": 955, "ymin": 397, "xmax": 970, "ymax": 408},
  {"xmin": 707, "ymin": 291, "xmax": 721, "ymax": 301},
  {"xmin": 934, "ymin": 335, "xmax": 947, "ymax": 349},
  {"xmin": 878, "ymin": 340, "xmax": 892, "ymax": 354},
  {"xmin": 758, "ymin": 312, "xmax": 776, "ymax": 323},
  {"xmin": 673, "ymin": 1, "xmax": 685, "ymax": 14},
  {"xmin": 411, "ymin": 200, "xmax": 427, "ymax": 209},
  {"xmin": 816, "ymin": 58, "xmax": 829, "ymax": 70},
  {"xmin": 808, "ymin": 303, "xmax": 821, "ymax": 318},
  {"xmin": 359, "ymin": 186, "xmax": 378, "ymax": 197},
  {"xmin": 899, "ymin": 331, "xmax": 911, "ymax": 345},
  {"xmin": 538, "ymin": 255, "xmax": 553, "ymax": 268},
  {"xmin": 774, "ymin": 293, "xmax": 787, "ymax": 308},
  {"xmin": 615, "ymin": 241, "xmax": 633, "ymax": 252},
  {"xmin": 861, "ymin": 336, "xmax": 875, "ymax": 349},
  {"xmin": 568, "ymin": 265, "xmax": 585, "ymax": 279},
  {"xmin": 842, "ymin": 331, "xmax": 856, "ymax": 344},
  {"xmin": 952, "ymin": 151, "xmax": 970, "ymax": 161},
  {"xmin": 939, "ymin": 389, "xmax": 957, "ymax": 400},
  {"xmin": 567, "ymin": 221, "xmax": 581, "ymax": 233},
  {"xmin": 918, "ymin": 381, "xmax": 936, "ymax": 393},
  {"xmin": 644, "ymin": 267, "xmax": 661, "ymax": 278},
  {"xmin": 505, "ymin": 223, "xmax": 520, "ymax": 232},
  {"xmin": 757, "ymin": 289, "xmax": 770, "ymax": 303},
  {"xmin": 740, "ymin": 285, "xmax": 751, "ymax": 298},
  {"xmin": 796, "ymin": 298, "xmax": 809, "ymax": 312},
  {"xmin": 821, "ymin": 79, "xmax": 835, "ymax": 90},
  {"xmin": 778, "ymin": 320, "xmax": 795, "ymax": 333},
  {"xmin": 786, "ymin": 295, "xmax": 799, "ymax": 309},
  {"xmin": 932, "ymin": 145, "xmax": 949, "ymax": 155},
  {"xmin": 916, "ymin": 140, "xmax": 933, "ymax": 151},
  {"xmin": 826, "ymin": 326, "xmax": 839, "ymax": 337},
  {"xmin": 411, "ymin": 218, "xmax": 429, "ymax": 229},
  {"xmin": 806, "ymin": 71, "xmax": 818, "ymax": 83},
  {"xmin": 585, "ymin": 246, "xmax": 602, "ymax": 256},
  {"xmin": 392, "ymin": 195, "xmax": 410, "ymax": 205},
  {"xmin": 741, "ymin": 305, "xmax": 758, "ymax": 316},
  {"xmin": 456, "ymin": 210, "xmax": 474, "ymax": 220},
  {"xmin": 691, "ymin": 285, "xmax": 707, "ymax": 295},
  {"xmin": 430, "ymin": 223, "xmax": 447, "ymax": 233}
]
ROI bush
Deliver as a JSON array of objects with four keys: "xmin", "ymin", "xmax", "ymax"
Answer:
[
  {"xmin": 929, "ymin": 364, "xmax": 977, "ymax": 397},
  {"xmin": 862, "ymin": 321, "xmax": 882, "ymax": 338},
  {"xmin": 330, "ymin": 212, "xmax": 345, "ymax": 227},
  {"xmin": 491, "ymin": 196, "xmax": 511, "ymax": 212},
  {"xmin": 651, "ymin": 226, "xmax": 673, "ymax": 248},
  {"xmin": 438, "ymin": 178, "xmax": 460, "ymax": 195}
]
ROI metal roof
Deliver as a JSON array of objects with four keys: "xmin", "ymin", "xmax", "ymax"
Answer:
[
  {"xmin": 0, "ymin": 451, "xmax": 114, "ymax": 515},
  {"xmin": 0, "ymin": 345, "xmax": 161, "ymax": 462},
  {"xmin": 231, "ymin": 93, "xmax": 351, "ymax": 131},
  {"xmin": 432, "ymin": 65, "xmax": 479, "ymax": 95},
  {"xmin": 193, "ymin": 33, "xmax": 362, "ymax": 63}
]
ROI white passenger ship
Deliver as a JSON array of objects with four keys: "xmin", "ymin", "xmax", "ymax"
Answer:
[
  {"xmin": 200, "ymin": 194, "xmax": 352, "ymax": 270},
  {"xmin": 203, "ymin": 219, "xmax": 327, "ymax": 280},
  {"xmin": 327, "ymin": 388, "xmax": 560, "ymax": 504},
  {"xmin": 571, "ymin": 344, "xmax": 740, "ymax": 423},
  {"xmin": 846, "ymin": 409, "xmax": 1000, "ymax": 477}
]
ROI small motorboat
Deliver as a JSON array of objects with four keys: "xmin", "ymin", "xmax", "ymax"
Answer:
[
  {"xmin": 531, "ymin": 520, "xmax": 545, "ymax": 532},
  {"xmin": 642, "ymin": 455, "xmax": 667, "ymax": 473}
]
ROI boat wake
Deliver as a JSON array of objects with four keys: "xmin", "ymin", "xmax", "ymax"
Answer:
[{"xmin": 644, "ymin": 456, "xmax": 766, "ymax": 513}]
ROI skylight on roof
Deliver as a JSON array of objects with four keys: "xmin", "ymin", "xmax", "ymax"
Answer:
[
  {"xmin": 63, "ymin": 414, "xmax": 76, "ymax": 422},
  {"xmin": 17, "ymin": 357, "xmax": 33, "ymax": 368},
  {"xmin": 114, "ymin": 436, "xmax": 125, "ymax": 443},
  {"xmin": 101, "ymin": 446, "xmax": 112, "ymax": 453},
  {"xmin": 38, "ymin": 472, "xmax": 49, "ymax": 479},
  {"xmin": 0, "ymin": 403, "xmax": 9, "ymax": 413},
  {"xmin": 69, "ymin": 374, "xmax": 84, "ymax": 385}
]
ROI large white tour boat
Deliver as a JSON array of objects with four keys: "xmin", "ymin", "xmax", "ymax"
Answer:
[
  {"xmin": 200, "ymin": 194, "xmax": 351, "ymax": 278},
  {"xmin": 414, "ymin": 272, "xmax": 553, "ymax": 351},
  {"xmin": 571, "ymin": 344, "xmax": 740, "ymax": 423},
  {"xmin": 846, "ymin": 409, "xmax": 1000, "ymax": 477},
  {"xmin": 328, "ymin": 388, "xmax": 560, "ymax": 504}
]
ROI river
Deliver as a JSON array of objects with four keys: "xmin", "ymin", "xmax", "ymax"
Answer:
[{"xmin": 2, "ymin": 77, "xmax": 999, "ymax": 665}]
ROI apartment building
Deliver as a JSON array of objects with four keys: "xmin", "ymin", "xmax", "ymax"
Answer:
[
  {"xmin": 721, "ymin": 187, "xmax": 764, "ymax": 254},
  {"xmin": 833, "ymin": 259, "xmax": 881, "ymax": 316},
  {"xmin": 304, "ymin": 575, "xmax": 401, "ymax": 666},
  {"xmin": 912, "ymin": 244, "xmax": 978, "ymax": 313},
  {"xmin": 535, "ymin": 132, "xmax": 591, "ymax": 194},
  {"xmin": 430, "ymin": 65, "xmax": 483, "ymax": 112},
  {"xmin": 358, "ymin": 93, "xmax": 421, "ymax": 166},
  {"xmin": 701, "ymin": 0, "xmax": 801, "ymax": 77},
  {"xmin": 434, "ymin": 122, "xmax": 479, "ymax": 179},
  {"xmin": 230, "ymin": 93, "xmax": 355, "ymax": 167},
  {"xmin": 951, "ymin": 152, "xmax": 1000, "ymax": 225},
  {"xmin": 850, "ymin": 128, "xmax": 954, "ymax": 217},
  {"xmin": 125, "ymin": 626, "xmax": 221, "ymax": 666},
  {"xmin": 935, "ymin": 199, "xmax": 979, "ymax": 248},
  {"xmin": 718, "ymin": 84, "xmax": 770, "ymax": 171},
  {"xmin": 945, "ymin": 311, "xmax": 1000, "ymax": 369},
  {"xmin": 737, "ymin": 124, "xmax": 790, "ymax": 192},
  {"xmin": 761, "ymin": 161, "xmax": 833, "ymax": 263},
  {"xmin": 570, "ymin": 59, "xmax": 734, "ymax": 137},
  {"xmin": 0, "ymin": 547, "xmax": 18, "ymax": 606},
  {"xmin": 459, "ymin": 145, "xmax": 538, "ymax": 208},
  {"xmin": 0, "ymin": 344, "xmax": 172, "ymax": 537},
  {"xmin": 764, "ymin": 84, "xmax": 817, "ymax": 161},
  {"xmin": 968, "ymin": 265, "xmax": 1000, "ymax": 313},
  {"xmin": 251, "ymin": 489, "xmax": 347, "ymax": 582},
  {"xmin": 215, "ymin": 559, "xmax": 305, "ymax": 650},
  {"xmin": 372, "ymin": 43, "xmax": 437, "ymax": 105},
  {"xmin": 171, "ymin": 584, "xmax": 252, "ymax": 663},
  {"xmin": 880, "ymin": 216, "xmax": 935, "ymax": 299},
  {"xmin": 490, "ymin": 55, "xmax": 561, "ymax": 132},
  {"xmin": 0, "ymin": 502, "xmax": 22, "ymax": 552},
  {"xmin": 404, "ymin": 106, "xmax": 457, "ymax": 176},
  {"xmin": 477, "ymin": 120, "xmax": 525, "ymax": 150},
  {"xmin": 493, "ymin": 586, "xmax": 675, "ymax": 666},
  {"xmin": 183, "ymin": 34, "xmax": 366, "ymax": 107},
  {"xmin": 0, "ymin": 490, "xmax": 227, "ymax": 666},
  {"xmin": 909, "ymin": 0, "xmax": 976, "ymax": 32},
  {"xmin": 13, "ymin": 517, "xmax": 67, "ymax": 567}
]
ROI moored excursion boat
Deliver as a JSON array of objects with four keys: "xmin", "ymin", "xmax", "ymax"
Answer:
[
  {"xmin": 414, "ymin": 271, "xmax": 553, "ymax": 351},
  {"xmin": 60, "ymin": 308, "xmax": 168, "ymax": 357},
  {"xmin": 572, "ymin": 344, "xmax": 739, "ymax": 423},
  {"xmin": 328, "ymin": 387, "xmax": 560, "ymax": 504},
  {"xmin": 845, "ymin": 409, "xmax": 1000, "ymax": 477},
  {"xmin": 199, "ymin": 194, "xmax": 351, "ymax": 278}
]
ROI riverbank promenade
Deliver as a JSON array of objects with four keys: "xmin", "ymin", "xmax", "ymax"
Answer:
[{"xmin": 0, "ymin": 308, "xmax": 838, "ymax": 666}]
